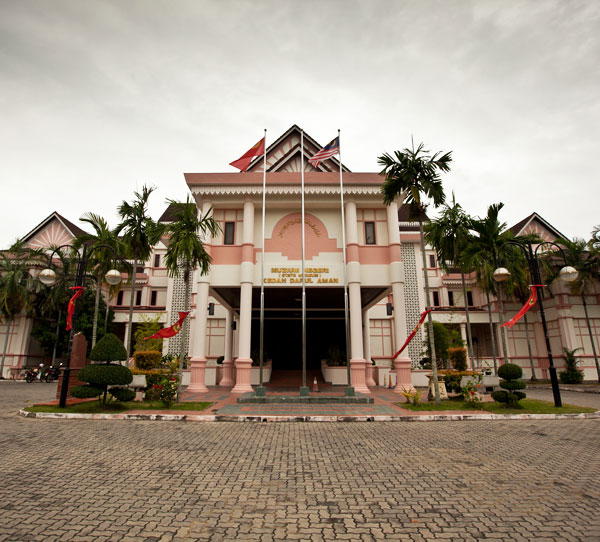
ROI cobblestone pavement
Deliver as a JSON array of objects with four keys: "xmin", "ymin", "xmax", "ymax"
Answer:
[{"xmin": 1, "ymin": 382, "xmax": 600, "ymax": 541}]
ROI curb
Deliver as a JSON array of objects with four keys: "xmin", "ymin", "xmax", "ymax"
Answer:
[
  {"xmin": 527, "ymin": 385, "xmax": 600, "ymax": 395},
  {"xmin": 18, "ymin": 409, "xmax": 600, "ymax": 423}
]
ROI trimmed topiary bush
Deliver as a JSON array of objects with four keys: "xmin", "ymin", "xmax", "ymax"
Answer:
[
  {"xmin": 77, "ymin": 363, "xmax": 133, "ymax": 405},
  {"xmin": 133, "ymin": 350, "xmax": 162, "ymax": 370},
  {"xmin": 109, "ymin": 387, "xmax": 136, "ymax": 402},
  {"xmin": 559, "ymin": 347, "xmax": 584, "ymax": 384},
  {"xmin": 90, "ymin": 333, "xmax": 127, "ymax": 364},
  {"xmin": 492, "ymin": 363, "xmax": 526, "ymax": 408},
  {"xmin": 70, "ymin": 385, "xmax": 103, "ymax": 399}
]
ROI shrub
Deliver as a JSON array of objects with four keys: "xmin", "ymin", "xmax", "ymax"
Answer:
[
  {"xmin": 134, "ymin": 350, "xmax": 162, "ymax": 370},
  {"xmin": 90, "ymin": 333, "xmax": 127, "ymax": 363},
  {"xmin": 77, "ymin": 363, "xmax": 133, "ymax": 405},
  {"xmin": 133, "ymin": 314, "xmax": 163, "ymax": 353},
  {"xmin": 492, "ymin": 363, "xmax": 526, "ymax": 408},
  {"xmin": 70, "ymin": 385, "xmax": 103, "ymax": 399},
  {"xmin": 443, "ymin": 372, "xmax": 462, "ymax": 393},
  {"xmin": 109, "ymin": 387, "xmax": 136, "ymax": 402},
  {"xmin": 559, "ymin": 347, "xmax": 584, "ymax": 384},
  {"xmin": 448, "ymin": 347, "xmax": 468, "ymax": 372}
]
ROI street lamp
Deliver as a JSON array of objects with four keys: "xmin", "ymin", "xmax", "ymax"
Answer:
[
  {"xmin": 493, "ymin": 240, "xmax": 578, "ymax": 407},
  {"xmin": 39, "ymin": 244, "xmax": 121, "ymax": 408}
]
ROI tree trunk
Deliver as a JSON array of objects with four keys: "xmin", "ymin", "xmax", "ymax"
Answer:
[
  {"xmin": 497, "ymin": 283, "xmax": 510, "ymax": 365},
  {"xmin": 419, "ymin": 219, "xmax": 440, "ymax": 404},
  {"xmin": 582, "ymin": 293, "xmax": 600, "ymax": 382},
  {"xmin": 104, "ymin": 287, "xmax": 110, "ymax": 331},
  {"xmin": 460, "ymin": 272, "xmax": 475, "ymax": 369},
  {"xmin": 92, "ymin": 272, "xmax": 102, "ymax": 349},
  {"xmin": 177, "ymin": 263, "xmax": 191, "ymax": 402},
  {"xmin": 523, "ymin": 310, "xmax": 536, "ymax": 381},
  {"xmin": 0, "ymin": 321, "xmax": 11, "ymax": 379},
  {"xmin": 486, "ymin": 291, "xmax": 498, "ymax": 375},
  {"xmin": 126, "ymin": 257, "xmax": 137, "ymax": 358}
]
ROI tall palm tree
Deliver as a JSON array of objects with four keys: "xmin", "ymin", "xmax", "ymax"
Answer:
[
  {"xmin": 379, "ymin": 141, "xmax": 452, "ymax": 404},
  {"xmin": 464, "ymin": 203, "xmax": 529, "ymax": 374},
  {"xmin": 549, "ymin": 238, "xmax": 600, "ymax": 382},
  {"xmin": 157, "ymin": 196, "xmax": 220, "ymax": 400},
  {"xmin": 0, "ymin": 240, "xmax": 43, "ymax": 378},
  {"xmin": 424, "ymin": 194, "xmax": 476, "ymax": 368},
  {"xmin": 73, "ymin": 213, "xmax": 126, "ymax": 349},
  {"xmin": 115, "ymin": 185, "xmax": 160, "ymax": 358}
]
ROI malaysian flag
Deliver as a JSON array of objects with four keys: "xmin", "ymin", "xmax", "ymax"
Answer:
[{"xmin": 308, "ymin": 136, "xmax": 340, "ymax": 168}]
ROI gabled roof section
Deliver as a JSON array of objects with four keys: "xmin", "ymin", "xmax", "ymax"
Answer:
[
  {"xmin": 158, "ymin": 202, "xmax": 195, "ymax": 223},
  {"xmin": 509, "ymin": 212, "xmax": 567, "ymax": 242},
  {"xmin": 21, "ymin": 212, "xmax": 89, "ymax": 249},
  {"xmin": 246, "ymin": 125, "xmax": 351, "ymax": 173}
]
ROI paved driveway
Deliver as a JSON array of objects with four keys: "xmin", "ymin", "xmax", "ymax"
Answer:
[{"xmin": 1, "ymin": 381, "xmax": 599, "ymax": 541}]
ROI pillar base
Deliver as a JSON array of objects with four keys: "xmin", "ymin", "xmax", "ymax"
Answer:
[
  {"xmin": 350, "ymin": 358, "xmax": 370, "ymax": 394},
  {"xmin": 393, "ymin": 356, "xmax": 415, "ymax": 394},
  {"xmin": 365, "ymin": 363, "xmax": 376, "ymax": 387},
  {"xmin": 231, "ymin": 358, "xmax": 254, "ymax": 394},
  {"xmin": 187, "ymin": 358, "xmax": 209, "ymax": 393},
  {"xmin": 219, "ymin": 359, "xmax": 235, "ymax": 386}
]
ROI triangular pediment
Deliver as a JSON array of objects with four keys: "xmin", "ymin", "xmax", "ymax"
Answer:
[
  {"xmin": 22, "ymin": 212, "xmax": 87, "ymax": 251},
  {"xmin": 246, "ymin": 124, "xmax": 351, "ymax": 173},
  {"xmin": 509, "ymin": 212, "xmax": 567, "ymax": 243}
]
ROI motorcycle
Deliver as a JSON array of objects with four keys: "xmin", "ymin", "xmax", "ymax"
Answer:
[
  {"xmin": 24, "ymin": 364, "xmax": 44, "ymax": 383},
  {"xmin": 43, "ymin": 364, "xmax": 62, "ymax": 382}
]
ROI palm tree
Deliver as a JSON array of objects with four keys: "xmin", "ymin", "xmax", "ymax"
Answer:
[
  {"xmin": 157, "ymin": 196, "xmax": 220, "ymax": 400},
  {"xmin": 0, "ymin": 240, "xmax": 43, "ymax": 378},
  {"xmin": 549, "ymin": 238, "xmax": 600, "ymax": 382},
  {"xmin": 379, "ymin": 141, "xmax": 452, "ymax": 404},
  {"xmin": 73, "ymin": 213, "xmax": 126, "ymax": 349},
  {"xmin": 464, "ymin": 203, "xmax": 529, "ymax": 374},
  {"xmin": 424, "ymin": 194, "xmax": 476, "ymax": 368},
  {"xmin": 115, "ymin": 185, "xmax": 160, "ymax": 358}
]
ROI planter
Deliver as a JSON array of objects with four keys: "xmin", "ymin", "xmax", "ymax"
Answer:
[
  {"xmin": 130, "ymin": 374, "xmax": 147, "ymax": 388},
  {"xmin": 321, "ymin": 361, "xmax": 349, "ymax": 385},
  {"xmin": 250, "ymin": 362, "xmax": 272, "ymax": 385},
  {"xmin": 426, "ymin": 373, "xmax": 448, "ymax": 400}
]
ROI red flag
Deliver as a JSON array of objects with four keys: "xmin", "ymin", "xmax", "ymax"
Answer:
[
  {"xmin": 392, "ymin": 309, "xmax": 433, "ymax": 361},
  {"xmin": 144, "ymin": 311, "xmax": 190, "ymax": 340},
  {"xmin": 229, "ymin": 137, "xmax": 265, "ymax": 172},
  {"xmin": 501, "ymin": 285, "xmax": 540, "ymax": 328},
  {"xmin": 66, "ymin": 286, "xmax": 85, "ymax": 331}
]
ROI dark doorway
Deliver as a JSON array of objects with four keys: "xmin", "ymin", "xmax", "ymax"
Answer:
[{"xmin": 251, "ymin": 317, "xmax": 346, "ymax": 371}]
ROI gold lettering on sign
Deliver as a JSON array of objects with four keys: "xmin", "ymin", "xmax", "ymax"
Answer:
[
  {"xmin": 278, "ymin": 218, "xmax": 321, "ymax": 238},
  {"xmin": 265, "ymin": 266, "xmax": 339, "ymax": 285}
]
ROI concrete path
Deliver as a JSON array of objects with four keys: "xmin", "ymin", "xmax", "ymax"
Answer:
[{"xmin": 1, "ymin": 381, "xmax": 599, "ymax": 541}]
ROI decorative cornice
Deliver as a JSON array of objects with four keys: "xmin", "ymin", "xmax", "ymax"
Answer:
[{"xmin": 190, "ymin": 185, "xmax": 383, "ymax": 197}]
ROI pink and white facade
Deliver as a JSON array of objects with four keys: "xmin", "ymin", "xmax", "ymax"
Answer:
[{"xmin": 2, "ymin": 126, "xmax": 599, "ymax": 387}]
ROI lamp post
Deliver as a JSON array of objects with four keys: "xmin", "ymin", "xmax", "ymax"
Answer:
[
  {"xmin": 39, "ymin": 244, "xmax": 121, "ymax": 408},
  {"xmin": 493, "ymin": 240, "xmax": 578, "ymax": 407}
]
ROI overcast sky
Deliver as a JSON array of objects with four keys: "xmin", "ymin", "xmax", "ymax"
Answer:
[{"xmin": 1, "ymin": 0, "xmax": 598, "ymax": 248}]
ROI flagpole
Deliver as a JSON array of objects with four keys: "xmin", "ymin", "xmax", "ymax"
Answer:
[
  {"xmin": 338, "ymin": 129, "xmax": 354, "ymax": 396},
  {"xmin": 300, "ymin": 130, "xmax": 308, "ymax": 396},
  {"xmin": 257, "ymin": 128, "xmax": 267, "ymax": 396}
]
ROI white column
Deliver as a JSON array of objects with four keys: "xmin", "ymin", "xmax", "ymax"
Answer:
[
  {"xmin": 363, "ymin": 308, "xmax": 376, "ymax": 387},
  {"xmin": 187, "ymin": 201, "xmax": 213, "ymax": 393},
  {"xmin": 232, "ymin": 199, "xmax": 255, "ymax": 393},
  {"xmin": 387, "ymin": 201, "xmax": 414, "ymax": 393},
  {"xmin": 345, "ymin": 200, "xmax": 369, "ymax": 393},
  {"xmin": 219, "ymin": 309, "xmax": 235, "ymax": 386}
]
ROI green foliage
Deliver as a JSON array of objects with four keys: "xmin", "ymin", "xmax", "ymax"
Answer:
[
  {"xmin": 31, "ymin": 288, "xmax": 114, "ymax": 358},
  {"xmin": 498, "ymin": 363, "xmax": 523, "ymax": 380},
  {"xmin": 70, "ymin": 385, "xmax": 103, "ymax": 398},
  {"xmin": 423, "ymin": 322, "xmax": 462, "ymax": 367},
  {"xmin": 134, "ymin": 314, "xmax": 163, "ymax": 353},
  {"xmin": 109, "ymin": 387, "xmax": 136, "ymax": 402},
  {"xmin": 133, "ymin": 350, "xmax": 162, "ymax": 370},
  {"xmin": 448, "ymin": 347, "xmax": 467, "ymax": 371},
  {"xmin": 78, "ymin": 363, "xmax": 133, "ymax": 386},
  {"xmin": 443, "ymin": 372, "xmax": 462, "ymax": 393},
  {"xmin": 326, "ymin": 346, "xmax": 346, "ymax": 367},
  {"xmin": 461, "ymin": 374, "xmax": 484, "ymax": 410},
  {"xmin": 398, "ymin": 387, "xmax": 423, "ymax": 405},
  {"xmin": 493, "ymin": 363, "xmax": 526, "ymax": 407},
  {"xmin": 559, "ymin": 347, "xmax": 584, "ymax": 384},
  {"xmin": 90, "ymin": 333, "xmax": 127, "ymax": 363}
]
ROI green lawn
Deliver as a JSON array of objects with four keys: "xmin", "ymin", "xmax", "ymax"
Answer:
[
  {"xmin": 25, "ymin": 400, "xmax": 213, "ymax": 414},
  {"xmin": 399, "ymin": 398, "xmax": 596, "ymax": 415}
]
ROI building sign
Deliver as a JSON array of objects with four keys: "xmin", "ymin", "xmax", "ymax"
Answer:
[{"xmin": 264, "ymin": 266, "xmax": 340, "ymax": 285}]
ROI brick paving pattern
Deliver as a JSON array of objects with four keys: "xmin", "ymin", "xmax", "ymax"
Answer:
[{"xmin": 1, "ymin": 382, "xmax": 599, "ymax": 541}]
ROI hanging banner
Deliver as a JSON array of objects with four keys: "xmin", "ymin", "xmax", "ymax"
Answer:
[
  {"xmin": 392, "ymin": 309, "xmax": 433, "ymax": 361},
  {"xmin": 501, "ymin": 285, "xmax": 541, "ymax": 328},
  {"xmin": 144, "ymin": 311, "xmax": 190, "ymax": 340},
  {"xmin": 66, "ymin": 286, "xmax": 85, "ymax": 331}
]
